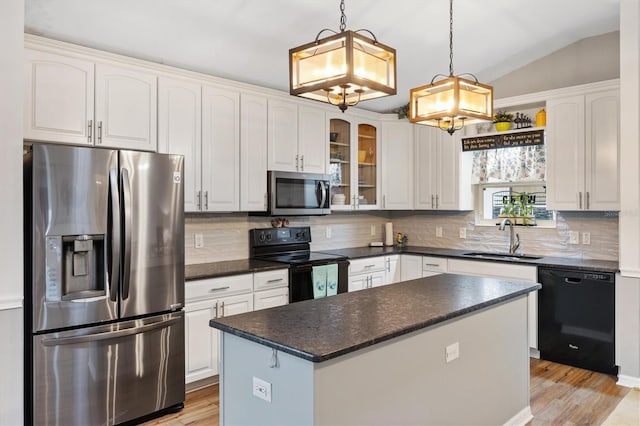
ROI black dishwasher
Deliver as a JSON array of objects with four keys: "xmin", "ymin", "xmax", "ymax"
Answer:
[{"xmin": 538, "ymin": 267, "xmax": 616, "ymax": 375}]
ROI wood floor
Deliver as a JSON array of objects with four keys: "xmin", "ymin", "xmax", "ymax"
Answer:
[{"xmin": 145, "ymin": 359, "xmax": 630, "ymax": 425}]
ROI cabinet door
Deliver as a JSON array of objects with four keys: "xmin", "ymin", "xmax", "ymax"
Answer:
[
  {"xmin": 158, "ymin": 77, "xmax": 202, "ymax": 212},
  {"xmin": 400, "ymin": 255, "xmax": 423, "ymax": 281},
  {"xmin": 202, "ymin": 86, "xmax": 240, "ymax": 211},
  {"xmin": 185, "ymin": 299, "xmax": 219, "ymax": 383},
  {"xmin": 94, "ymin": 63, "xmax": 157, "ymax": 151},
  {"xmin": 254, "ymin": 287, "xmax": 289, "ymax": 311},
  {"xmin": 218, "ymin": 292, "xmax": 254, "ymax": 318},
  {"xmin": 369, "ymin": 271, "xmax": 386, "ymax": 288},
  {"xmin": 437, "ymin": 133, "xmax": 462, "ymax": 210},
  {"xmin": 328, "ymin": 117, "xmax": 353, "ymax": 209},
  {"xmin": 348, "ymin": 274, "xmax": 369, "ymax": 292},
  {"xmin": 298, "ymin": 106, "xmax": 327, "ymax": 173},
  {"xmin": 267, "ymin": 100, "xmax": 298, "ymax": 172},
  {"xmin": 585, "ymin": 90, "xmax": 620, "ymax": 210},
  {"xmin": 24, "ymin": 49, "xmax": 94, "ymax": 145},
  {"xmin": 240, "ymin": 93, "xmax": 268, "ymax": 211},
  {"xmin": 546, "ymin": 95, "xmax": 586, "ymax": 210},
  {"xmin": 356, "ymin": 121, "xmax": 381, "ymax": 209},
  {"xmin": 385, "ymin": 255, "xmax": 401, "ymax": 284},
  {"xmin": 414, "ymin": 126, "xmax": 438, "ymax": 210},
  {"xmin": 381, "ymin": 121, "xmax": 414, "ymax": 210}
]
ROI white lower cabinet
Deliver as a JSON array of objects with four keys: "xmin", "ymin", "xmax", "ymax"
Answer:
[
  {"xmin": 254, "ymin": 287, "xmax": 289, "ymax": 310},
  {"xmin": 384, "ymin": 255, "xmax": 401, "ymax": 284},
  {"xmin": 422, "ymin": 256, "xmax": 448, "ymax": 277},
  {"xmin": 253, "ymin": 269, "xmax": 289, "ymax": 310},
  {"xmin": 400, "ymin": 255, "xmax": 423, "ymax": 281},
  {"xmin": 349, "ymin": 257, "xmax": 386, "ymax": 291},
  {"xmin": 447, "ymin": 259, "xmax": 539, "ymax": 351}
]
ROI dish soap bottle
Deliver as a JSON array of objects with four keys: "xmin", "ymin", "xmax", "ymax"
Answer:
[{"xmin": 535, "ymin": 108, "xmax": 546, "ymax": 127}]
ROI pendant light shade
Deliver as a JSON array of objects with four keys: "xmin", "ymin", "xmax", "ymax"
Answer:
[
  {"xmin": 409, "ymin": 0, "xmax": 493, "ymax": 134},
  {"xmin": 289, "ymin": 1, "xmax": 397, "ymax": 112}
]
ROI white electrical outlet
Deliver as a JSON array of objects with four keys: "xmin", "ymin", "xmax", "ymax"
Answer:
[
  {"xmin": 194, "ymin": 234, "xmax": 204, "ymax": 248},
  {"xmin": 445, "ymin": 342, "xmax": 460, "ymax": 363},
  {"xmin": 325, "ymin": 226, "xmax": 332, "ymax": 238},
  {"xmin": 459, "ymin": 228, "xmax": 466, "ymax": 239},
  {"xmin": 252, "ymin": 377, "xmax": 272, "ymax": 402},
  {"xmin": 569, "ymin": 231, "xmax": 580, "ymax": 244},
  {"xmin": 436, "ymin": 226, "xmax": 443, "ymax": 238},
  {"xmin": 371, "ymin": 224, "xmax": 376, "ymax": 236},
  {"xmin": 582, "ymin": 232, "xmax": 591, "ymax": 245}
]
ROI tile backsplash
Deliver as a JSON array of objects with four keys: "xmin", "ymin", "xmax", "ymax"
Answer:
[{"xmin": 185, "ymin": 211, "xmax": 618, "ymax": 264}]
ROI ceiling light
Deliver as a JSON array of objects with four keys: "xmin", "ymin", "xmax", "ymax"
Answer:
[
  {"xmin": 409, "ymin": 0, "xmax": 493, "ymax": 134},
  {"xmin": 289, "ymin": 0, "xmax": 397, "ymax": 113}
]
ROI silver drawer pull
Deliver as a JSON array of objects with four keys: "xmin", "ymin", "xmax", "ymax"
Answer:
[
  {"xmin": 209, "ymin": 286, "xmax": 231, "ymax": 293},
  {"xmin": 364, "ymin": 264, "xmax": 377, "ymax": 268},
  {"xmin": 267, "ymin": 278, "xmax": 284, "ymax": 283},
  {"xmin": 424, "ymin": 263, "xmax": 441, "ymax": 267}
]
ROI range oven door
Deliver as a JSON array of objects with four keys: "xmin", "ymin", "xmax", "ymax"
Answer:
[
  {"xmin": 289, "ymin": 260, "xmax": 349, "ymax": 302},
  {"xmin": 268, "ymin": 170, "xmax": 331, "ymax": 215},
  {"xmin": 31, "ymin": 312, "xmax": 185, "ymax": 426}
]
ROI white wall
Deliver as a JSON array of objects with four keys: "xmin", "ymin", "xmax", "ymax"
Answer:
[
  {"xmin": 0, "ymin": 0, "xmax": 24, "ymax": 424},
  {"xmin": 490, "ymin": 31, "xmax": 620, "ymax": 99}
]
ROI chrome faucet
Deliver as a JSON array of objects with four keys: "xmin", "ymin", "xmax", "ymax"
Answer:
[{"xmin": 499, "ymin": 218, "xmax": 520, "ymax": 254}]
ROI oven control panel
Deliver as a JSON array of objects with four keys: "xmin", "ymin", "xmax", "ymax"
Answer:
[{"xmin": 251, "ymin": 227, "xmax": 311, "ymax": 246}]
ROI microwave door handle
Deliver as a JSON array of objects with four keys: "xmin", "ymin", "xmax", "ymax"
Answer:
[
  {"xmin": 121, "ymin": 168, "xmax": 132, "ymax": 300},
  {"xmin": 108, "ymin": 168, "xmax": 120, "ymax": 302},
  {"xmin": 317, "ymin": 180, "xmax": 327, "ymax": 208}
]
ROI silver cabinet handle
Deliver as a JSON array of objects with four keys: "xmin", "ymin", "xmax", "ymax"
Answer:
[
  {"xmin": 578, "ymin": 192, "xmax": 583, "ymax": 209},
  {"xmin": 435, "ymin": 194, "xmax": 439, "ymax": 209},
  {"xmin": 209, "ymin": 286, "xmax": 231, "ymax": 293},
  {"xmin": 352, "ymin": 195, "xmax": 356, "ymax": 210},
  {"xmin": 295, "ymin": 154, "xmax": 299, "ymax": 171},
  {"xmin": 204, "ymin": 190, "xmax": 209, "ymax": 210},
  {"xmin": 267, "ymin": 278, "xmax": 284, "ymax": 283},
  {"xmin": 264, "ymin": 192, "xmax": 268, "ymax": 210},
  {"xmin": 300, "ymin": 154, "xmax": 304, "ymax": 171},
  {"xmin": 431, "ymin": 194, "xmax": 435, "ymax": 209},
  {"xmin": 197, "ymin": 190, "xmax": 202, "ymax": 210},
  {"xmin": 220, "ymin": 301, "xmax": 225, "ymax": 317},
  {"xmin": 386, "ymin": 258, "xmax": 390, "ymax": 272},
  {"xmin": 88, "ymin": 120, "xmax": 93, "ymax": 143},
  {"xmin": 214, "ymin": 301, "xmax": 219, "ymax": 318},
  {"xmin": 586, "ymin": 192, "xmax": 590, "ymax": 210},
  {"xmin": 424, "ymin": 263, "xmax": 440, "ymax": 267},
  {"xmin": 97, "ymin": 121, "xmax": 103, "ymax": 144},
  {"xmin": 364, "ymin": 264, "xmax": 376, "ymax": 269}
]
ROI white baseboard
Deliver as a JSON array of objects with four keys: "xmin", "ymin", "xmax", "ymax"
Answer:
[
  {"xmin": 503, "ymin": 406, "xmax": 533, "ymax": 426},
  {"xmin": 617, "ymin": 374, "xmax": 640, "ymax": 388},
  {"xmin": 529, "ymin": 348, "xmax": 540, "ymax": 359},
  {"xmin": 0, "ymin": 297, "xmax": 22, "ymax": 311}
]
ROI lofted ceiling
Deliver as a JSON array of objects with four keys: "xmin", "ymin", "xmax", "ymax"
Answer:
[{"xmin": 24, "ymin": 0, "xmax": 620, "ymax": 113}]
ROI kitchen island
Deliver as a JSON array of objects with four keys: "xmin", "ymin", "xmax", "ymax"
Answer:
[{"xmin": 210, "ymin": 274, "xmax": 540, "ymax": 426}]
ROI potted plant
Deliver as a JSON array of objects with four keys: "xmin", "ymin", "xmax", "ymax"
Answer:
[
  {"xmin": 493, "ymin": 110, "xmax": 513, "ymax": 132},
  {"xmin": 515, "ymin": 192, "xmax": 536, "ymax": 226},
  {"xmin": 498, "ymin": 197, "xmax": 517, "ymax": 220}
]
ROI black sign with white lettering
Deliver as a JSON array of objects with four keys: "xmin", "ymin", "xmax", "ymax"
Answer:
[{"xmin": 461, "ymin": 129, "xmax": 544, "ymax": 152}]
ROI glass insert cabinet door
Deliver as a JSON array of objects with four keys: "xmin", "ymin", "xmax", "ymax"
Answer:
[{"xmin": 329, "ymin": 118, "xmax": 379, "ymax": 209}]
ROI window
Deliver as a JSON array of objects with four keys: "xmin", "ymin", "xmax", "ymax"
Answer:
[{"xmin": 476, "ymin": 182, "xmax": 556, "ymax": 227}]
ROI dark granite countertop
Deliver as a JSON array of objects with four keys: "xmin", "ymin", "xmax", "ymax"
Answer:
[
  {"xmin": 318, "ymin": 246, "xmax": 619, "ymax": 273},
  {"xmin": 185, "ymin": 259, "xmax": 287, "ymax": 281},
  {"xmin": 210, "ymin": 274, "xmax": 540, "ymax": 363}
]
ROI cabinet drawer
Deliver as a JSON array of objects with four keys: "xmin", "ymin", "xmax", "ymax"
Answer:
[
  {"xmin": 185, "ymin": 274, "xmax": 253, "ymax": 301},
  {"xmin": 254, "ymin": 287, "xmax": 289, "ymax": 311},
  {"xmin": 447, "ymin": 259, "xmax": 536, "ymax": 282},
  {"xmin": 254, "ymin": 269, "xmax": 289, "ymax": 291},
  {"xmin": 422, "ymin": 256, "xmax": 448, "ymax": 273},
  {"xmin": 349, "ymin": 257, "xmax": 386, "ymax": 275}
]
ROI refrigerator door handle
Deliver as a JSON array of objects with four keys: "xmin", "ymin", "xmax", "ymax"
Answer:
[
  {"xmin": 40, "ymin": 315, "xmax": 182, "ymax": 346},
  {"xmin": 121, "ymin": 168, "xmax": 133, "ymax": 300},
  {"xmin": 108, "ymin": 168, "xmax": 121, "ymax": 302}
]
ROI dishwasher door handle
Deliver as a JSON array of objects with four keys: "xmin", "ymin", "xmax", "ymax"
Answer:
[{"xmin": 564, "ymin": 277, "xmax": 582, "ymax": 284}]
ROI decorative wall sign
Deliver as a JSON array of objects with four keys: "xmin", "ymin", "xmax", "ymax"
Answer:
[{"xmin": 461, "ymin": 129, "xmax": 544, "ymax": 152}]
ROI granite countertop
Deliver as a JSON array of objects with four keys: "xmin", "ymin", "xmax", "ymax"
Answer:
[
  {"xmin": 185, "ymin": 259, "xmax": 287, "ymax": 281},
  {"xmin": 319, "ymin": 246, "xmax": 619, "ymax": 273},
  {"xmin": 210, "ymin": 274, "xmax": 540, "ymax": 363}
]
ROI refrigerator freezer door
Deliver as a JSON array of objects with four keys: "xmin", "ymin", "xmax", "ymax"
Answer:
[
  {"xmin": 28, "ymin": 144, "xmax": 119, "ymax": 332},
  {"xmin": 32, "ymin": 311, "xmax": 185, "ymax": 425},
  {"xmin": 119, "ymin": 151, "xmax": 184, "ymax": 319}
]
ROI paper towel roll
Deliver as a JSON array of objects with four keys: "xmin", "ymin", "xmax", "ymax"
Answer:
[{"xmin": 385, "ymin": 222, "xmax": 393, "ymax": 246}]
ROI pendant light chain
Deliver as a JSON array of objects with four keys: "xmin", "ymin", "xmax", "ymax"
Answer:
[
  {"xmin": 449, "ymin": 0, "xmax": 454, "ymax": 77},
  {"xmin": 339, "ymin": 0, "xmax": 346, "ymax": 32}
]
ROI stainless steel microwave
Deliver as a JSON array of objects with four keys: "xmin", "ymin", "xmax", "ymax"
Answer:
[{"xmin": 266, "ymin": 171, "xmax": 331, "ymax": 216}]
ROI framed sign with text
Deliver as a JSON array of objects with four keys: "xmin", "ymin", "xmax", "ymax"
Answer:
[{"xmin": 461, "ymin": 129, "xmax": 544, "ymax": 152}]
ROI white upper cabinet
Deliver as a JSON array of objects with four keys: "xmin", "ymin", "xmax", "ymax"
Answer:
[
  {"xmin": 202, "ymin": 86, "xmax": 240, "ymax": 211},
  {"xmin": 381, "ymin": 120, "xmax": 414, "ymax": 210},
  {"xmin": 298, "ymin": 106, "xmax": 327, "ymax": 173},
  {"xmin": 546, "ymin": 89, "xmax": 619, "ymax": 210},
  {"xmin": 24, "ymin": 49, "xmax": 95, "ymax": 145},
  {"xmin": 240, "ymin": 93, "xmax": 268, "ymax": 211},
  {"xmin": 414, "ymin": 126, "xmax": 472, "ymax": 210},
  {"xmin": 25, "ymin": 49, "xmax": 158, "ymax": 151},
  {"xmin": 94, "ymin": 63, "xmax": 157, "ymax": 151},
  {"xmin": 267, "ymin": 100, "xmax": 327, "ymax": 173}
]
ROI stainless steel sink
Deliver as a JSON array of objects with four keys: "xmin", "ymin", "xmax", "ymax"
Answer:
[{"xmin": 462, "ymin": 251, "xmax": 542, "ymax": 261}]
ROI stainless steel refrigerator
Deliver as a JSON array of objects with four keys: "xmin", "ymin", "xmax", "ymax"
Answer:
[{"xmin": 24, "ymin": 143, "xmax": 185, "ymax": 425}]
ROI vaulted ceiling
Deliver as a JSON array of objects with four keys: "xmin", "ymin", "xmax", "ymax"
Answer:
[{"xmin": 24, "ymin": 0, "xmax": 620, "ymax": 112}]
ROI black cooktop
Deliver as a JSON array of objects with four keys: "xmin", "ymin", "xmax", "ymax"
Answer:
[{"xmin": 259, "ymin": 251, "xmax": 347, "ymax": 265}]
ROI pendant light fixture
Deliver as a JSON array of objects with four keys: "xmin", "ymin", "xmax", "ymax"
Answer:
[
  {"xmin": 289, "ymin": 0, "xmax": 397, "ymax": 112},
  {"xmin": 409, "ymin": 0, "xmax": 493, "ymax": 134}
]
